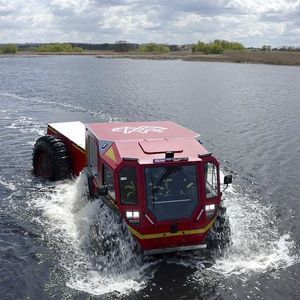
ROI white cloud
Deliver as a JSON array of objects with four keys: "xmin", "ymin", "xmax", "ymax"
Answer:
[
  {"xmin": 50, "ymin": 0, "xmax": 90, "ymax": 13},
  {"xmin": 0, "ymin": 0, "xmax": 299, "ymax": 46}
]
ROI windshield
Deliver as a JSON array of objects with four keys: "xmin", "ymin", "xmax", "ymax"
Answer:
[{"xmin": 145, "ymin": 165, "xmax": 199, "ymax": 221}]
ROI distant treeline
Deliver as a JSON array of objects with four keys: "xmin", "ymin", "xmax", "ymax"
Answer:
[
  {"xmin": 1, "ymin": 41, "xmax": 300, "ymax": 54},
  {"xmin": 15, "ymin": 42, "xmax": 175, "ymax": 53},
  {"xmin": 16, "ymin": 42, "xmax": 140, "ymax": 52}
]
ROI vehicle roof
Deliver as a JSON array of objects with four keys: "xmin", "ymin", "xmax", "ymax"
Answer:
[
  {"xmin": 87, "ymin": 121, "xmax": 199, "ymax": 141},
  {"xmin": 87, "ymin": 121, "xmax": 211, "ymax": 165}
]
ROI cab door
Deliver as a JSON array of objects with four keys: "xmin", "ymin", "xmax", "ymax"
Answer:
[
  {"xmin": 202, "ymin": 158, "xmax": 221, "ymax": 219},
  {"xmin": 117, "ymin": 162, "xmax": 141, "ymax": 225}
]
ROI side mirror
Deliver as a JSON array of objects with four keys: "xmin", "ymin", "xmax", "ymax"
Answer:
[
  {"xmin": 98, "ymin": 185, "xmax": 108, "ymax": 196},
  {"xmin": 224, "ymin": 175, "xmax": 232, "ymax": 185}
]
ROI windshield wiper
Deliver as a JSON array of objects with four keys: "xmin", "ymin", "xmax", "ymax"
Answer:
[{"xmin": 157, "ymin": 166, "xmax": 181, "ymax": 187}]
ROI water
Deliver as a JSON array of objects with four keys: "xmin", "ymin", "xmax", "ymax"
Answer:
[{"xmin": 0, "ymin": 56, "xmax": 299, "ymax": 299}]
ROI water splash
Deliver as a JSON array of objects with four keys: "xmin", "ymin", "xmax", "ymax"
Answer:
[
  {"xmin": 30, "ymin": 173, "xmax": 152, "ymax": 296},
  {"xmin": 0, "ymin": 177, "xmax": 16, "ymax": 191},
  {"xmin": 210, "ymin": 183, "xmax": 298, "ymax": 277}
]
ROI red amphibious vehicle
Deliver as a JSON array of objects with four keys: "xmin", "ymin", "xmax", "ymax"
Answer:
[{"xmin": 33, "ymin": 121, "xmax": 232, "ymax": 254}]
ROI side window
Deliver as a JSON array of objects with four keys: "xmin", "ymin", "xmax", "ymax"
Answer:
[
  {"xmin": 103, "ymin": 164, "xmax": 115, "ymax": 200},
  {"xmin": 119, "ymin": 167, "xmax": 137, "ymax": 205},
  {"xmin": 88, "ymin": 136, "xmax": 98, "ymax": 175},
  {"xmin": 205, "ymin": 163, "xmax": 218, "ymax": 198}
]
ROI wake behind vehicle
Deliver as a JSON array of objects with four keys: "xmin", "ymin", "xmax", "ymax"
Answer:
[{"xmin": 32, "ymin": 121, "xmax": 232, "ymax": 254}]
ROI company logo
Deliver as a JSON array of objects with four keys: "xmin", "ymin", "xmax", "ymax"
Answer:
[
  {"xmin": 101, "ymin": 143, "xmax": 108, "ymax": 149},
  {"xmin": 112, "ymin": 126, "xmax": 167, "ymax": 134}
]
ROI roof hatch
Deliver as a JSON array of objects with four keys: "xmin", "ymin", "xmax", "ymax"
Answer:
[{"xmin": 139, "ymin": 139, "xmax": 183, "ymax": 154}]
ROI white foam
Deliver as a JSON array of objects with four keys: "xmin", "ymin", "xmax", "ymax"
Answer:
[
  {"xmin": 0, "ymin": 177, "xmax": 16, "ymax": 191},
  {"xmin": 31, "ymin": 173, "xmax": 151, "ymax": 296},
  {"xmin": 5, "ymin": 116, "xmax": 45, "ymax": 136},
  {"xmin": 210, "ymin": 183, "xmax": 299, "ymax": 277},
  {"xmin": 0, "ymin": 91, "xmax": 27, "ymax": 101}
]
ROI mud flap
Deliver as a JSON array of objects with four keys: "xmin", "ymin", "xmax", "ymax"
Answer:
[{"xmin": 84, "ymin": 167, "xmax": 96, "ymax": 198}]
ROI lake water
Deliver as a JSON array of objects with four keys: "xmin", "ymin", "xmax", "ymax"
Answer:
[{"xmin": 0, "ymin": 56, "xmax": 299, "ymax": 299}]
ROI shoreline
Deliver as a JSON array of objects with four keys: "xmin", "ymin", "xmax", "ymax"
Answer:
[{"xmin": 1, "ymin": 50, "xmax": 300, "ymax": 66}]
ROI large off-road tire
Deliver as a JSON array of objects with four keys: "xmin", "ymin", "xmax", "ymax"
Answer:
[
  {"xmin": 32, "ymin": 135, "xmax": 71, "ymax": 181},
  {"xmin": 205, "ymin": 205, "xmax": 231, "ymax": 251}
]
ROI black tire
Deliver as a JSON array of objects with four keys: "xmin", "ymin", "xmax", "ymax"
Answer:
[
  {"xmin": 205, "ymin": 205, "xmax": 231, "ymax": 251},
  {"xmin": 32, "ymin": 135, "xmax": 71, "ymax": 181}
]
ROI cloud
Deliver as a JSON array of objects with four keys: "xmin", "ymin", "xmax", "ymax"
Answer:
[
  {"xmin": 0, "ymin": 8, "xmax": 14, "ymax": 17},
  {"xmin": 258, "ymin": 0, "xmax": 300, "ymax": 22},
  {"xmin": 0, "ymin": 0, "xmax": 299, "ymax": 46}
]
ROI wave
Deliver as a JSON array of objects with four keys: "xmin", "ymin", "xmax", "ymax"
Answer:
[
  {"xmin": 30, "ymin": 173, "xmax": 153, "ymax": 296},
  {"xmin": 0, "ymin": 91, "xmax": 120, "ymax": 123},
  {"xmin": 4, "ymin": 116, "xmax": 45, "ymax": 136},
  {"xmin": 0, "ymin": 177, "xmax": 16, "ymax": 191},
  {"xmin": 210, "ymin": 183, "xmax": 298, "ymax": 277}
]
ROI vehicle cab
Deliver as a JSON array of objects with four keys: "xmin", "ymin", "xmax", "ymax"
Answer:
[{"xmin": 85, "ymin": 121, "xmax": 227, "ymax": 254}]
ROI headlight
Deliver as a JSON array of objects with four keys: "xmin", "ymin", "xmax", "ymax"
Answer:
[
  {"xmin": 125, "ymin": 210, "xmax": 140, "ymax": 224},
  {"xmin": 205, "ymin": 204, "xmax": 216, "ymax": 212},
  {"xmin": 133, "ymin": 211, "xmax": 140, "ymax": 219},
  {"xmin": 205, "ymin": 204, "xmax": 216, "ymax": 218},
  {"xmin": 126, "ymin": 211, "xmax": 133, "ymax": 219}
]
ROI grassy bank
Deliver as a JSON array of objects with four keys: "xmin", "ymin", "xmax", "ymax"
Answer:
[
  {"xmin": 1, "ymin": 50, "xmax": 300, "ymax": 66},
  {"xmin": 222, "ymin": 50, "xmax": 300, "ymax": 65},
  {"xmin": 96, "ymin": 50, "xmax": 300, "ymax": 65}
]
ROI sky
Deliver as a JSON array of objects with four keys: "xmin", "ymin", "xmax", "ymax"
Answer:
[{"xmin": 0, "ymin": 0, "xmax": 300, "ymax": 47}]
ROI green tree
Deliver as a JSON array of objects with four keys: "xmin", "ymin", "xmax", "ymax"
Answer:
[
  {"xmin": 35, "ymin": 43, "xmax": 83, "ymax": 52},
  {"xmin": 139, "ymin": 43, "xmax": 170, "ymax": 53},
  {"xmin": 193, "ymin": 40, "xmax": 245, "ymax": 54},
  {"xmin": 0, "ymin": 44, "xmax": 18, "ymax": 54},
  {"xmin": 210, "ymin": 44, "xmax": 223, "ymax": 54}
]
